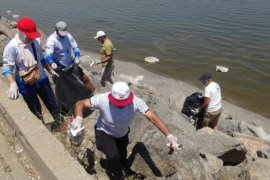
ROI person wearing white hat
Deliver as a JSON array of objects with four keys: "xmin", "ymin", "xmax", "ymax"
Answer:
[
  {"xmin": 72, "ymin": 81, "xmax": 180, "ymax": 179},
  {"xmin": 45, "ymin": 21, "xmax": 95, "ymax": 93},
  {"xmin": 93, "ymin": 30, "xmax": 115, "ymax": 87}
]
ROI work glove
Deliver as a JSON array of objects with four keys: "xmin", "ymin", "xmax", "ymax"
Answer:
[
  {"xmin": 8, "ymin": 82, "xmax": 19, "ymax": 100},
  {"xmin": 68, "ymin": 116, "xmax": 85, "ymax": 145},
  {"xmin": 51, "ymin": 62, "xmax": 58, "ymax": 70},
  {"xmin": 71, "ymin": 116, "xmax": 84, "ymax": 129},
  {"xmin": 166, "ymin": 134, "xmax": 182, "ymax": 150},
  {"xmin": 50, "ymin": 69, "xmax": 59, "ymax": 77},
  {"xmin": 74, "ymin": 58, "xmax": 80, "ymax": 64},
  {"xmin": 191, "ymin": 108, "xmax": 200, "ymax": 115}
]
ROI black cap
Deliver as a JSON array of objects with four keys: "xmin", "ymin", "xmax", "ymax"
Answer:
[{"xmin": 199, "ymin": 72, "xmax": 212, "ymax": 81}]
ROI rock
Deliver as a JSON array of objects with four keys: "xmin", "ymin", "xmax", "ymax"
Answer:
[
  {"xmin": 218, "ymin": 166, "xmax": 244, "ymax": 180},
  {"xmin": 238, "ymin": 159, "xmax": 270, "ymax": 179},
  {"xmin": 216, "ymin": 65, "xmax": 229, "ymax": 72},
  {"xmin": 168, "ymin": 92, "xmax": 184, "ymax": 112},
  {"xmin": 0, "ymin": 34, "xmax": 10, "ymax": 66},
  {"xmin": 195, "ymin": 127, "xmax": 247, "ymax": 165},
  {"xmin": 218, "ymin": 117, "xmax": 240, "ymax": 136},
  {"xmin": 245, "ymin": 124, "xmax": 270, "ymax": 141},
  {"xmin": 125, "ymin": 94, "xmax": 223, "ymax": 179},
  {"xmin": 0, "ymin": 18, "xmax": 16, "ymax": 38},
  {"xmin": 199, "ymin": 152, "xmax": 223, "ymax": 179},
  {"xmin": 239, "ymin": 121, "xmax": 261, "ymax": 137},
  {"xmin": 118, "ymin": 74, "xmax": 144, "ymax": 85},
  {"xmin": 257, "ymin": 147, "xmax": 270, "ymax": 159},
  {"xmin": 235, "ymin": 136, "xmax": 269, "ymax": 160}
]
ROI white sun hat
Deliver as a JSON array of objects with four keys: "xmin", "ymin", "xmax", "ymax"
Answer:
[{"xmin": 94, "ymin": 30, "xmax": 106, "ymax": 39}]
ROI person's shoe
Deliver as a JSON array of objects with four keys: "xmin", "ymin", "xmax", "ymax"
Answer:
[{"xmin": 100, "ymin": 81, "xmax": 106, "ymax": 87}]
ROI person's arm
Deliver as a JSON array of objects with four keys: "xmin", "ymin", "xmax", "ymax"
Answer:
[
  {"xmin": 2, "ymin": 44, "xmax": 19, "ymax": 100},
  {"xmin": 45, "ymin": 37, "xmax": 55, "ymax": 65},
  {"xmin": 75, "ymin": 99, "xmax": 91, "ymax": 117},
  {"xmin": 199, "ymin": 97, "xmax": 210, "ymax": 111},
  {"xmin": 144, "ymin": 110, "xmax": 181, "ymax": 150},
  {"xmin": 68, "ymin": 34, "xmax": 80, "ymax": 63},
  {"xmin": 144, "ymin": 110, "xmax": 171, "ymax": 136},
  {"xmin": 100, "ymin": 54, "xmax": 112, "ymax": 64}
]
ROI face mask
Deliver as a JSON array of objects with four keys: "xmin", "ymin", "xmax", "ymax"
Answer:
[{"xmin": 17, "ymin": 29, "xmax": 32, "ymax": 44}]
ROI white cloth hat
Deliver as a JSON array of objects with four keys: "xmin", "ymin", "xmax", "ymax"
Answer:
[
  {"xmin": 108, "ymin": 82, "xmax": 134, "ymax": 107},
  {"xmin": 94, "ymin": 30, "xmax": 106, "ymax": 39},
  {"xmin": 55, "ymin": 21, "xmax": 68, "ymax": 36}
]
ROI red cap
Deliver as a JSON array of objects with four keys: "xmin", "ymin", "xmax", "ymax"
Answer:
[{"xmin": 17, "ymin": 17, "xmax": 41, "ymax": 40}]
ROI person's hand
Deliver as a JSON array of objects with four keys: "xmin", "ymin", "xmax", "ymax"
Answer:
[
  {"xmin": 166, "ymin": 134, "xmax": 182, "ymax": 150},
  {"xmin": 50, "ymin": 69, "xmax": 59, "ymax": 77},
  {"xmin": 51, "ymin": 62, "xmax": 58, "ymax": 70},
  {"xmin": 191, "ymin": 108, "xmax": 200, "ymax": 115},
  {"xmin": 70, "ymin": 126, "xmax": 85, "ymax": 136},
  {"xmin": 71, "ymin": 116, "xmax": 83, "ymax": 129},
  {"xmin": 7, "ymin": 82, "xmax": 19, "ymax": 100},
  {"xmin": 74, "ymin": 58, "xmax": 80, "ymax": 64},
  {"xmin": 94, "ymin": 60, "xmax": 101, "ymax": 65}
]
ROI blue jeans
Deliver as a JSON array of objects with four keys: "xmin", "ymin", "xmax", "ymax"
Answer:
[{"xmin": 21, "ymin": 78, "xmax": 61, "ymax": 121}]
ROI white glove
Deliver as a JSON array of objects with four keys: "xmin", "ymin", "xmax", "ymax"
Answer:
[
  {"xmin": 51, "ymin": 62, "xmax": 58, "ymax": 70},
  {"xmin": 90, "ymin": 60, "xmax": 102, "ymax": 67},
  {"xmin": 191, "ymin": 108, "xmax": 200, "ymax": 115},
  {"xmin": 8, "ymin": 82, "xmax": 19, "ymax": 100},
  {"xmin": 50, "ymin": 69, "xmax": 59, "ymax": 77},
  {"xmin": 70, "ymin": 126, "xmax": 85, "ymax": 136},
  {"xmin": 74, "ymin": 58, "xmax": 80, "ymax": 64},
  {"xmin": 71, "ymin": 116, "xmax": 83, "ymax": 129},
  {"xmin": 166, "ymin": 134, "xmax": 182, "ymax": 150},
  {"xmin": 94, "ymin": 60, "xmax": 101, "ymax": 65}
]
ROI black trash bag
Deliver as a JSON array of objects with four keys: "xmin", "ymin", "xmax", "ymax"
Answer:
[
  {"xmin": 53, "ymin": 64, "xmax": 91, "ymax": 114},
  {"xmin": 181, "ymin": 92, "xmax": 204, "ymax": 129}
]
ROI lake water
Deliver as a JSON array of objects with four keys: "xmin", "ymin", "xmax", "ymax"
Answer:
[{"xmin": 1, "ymin": 0, "xmax": 270, "ymax": 118}]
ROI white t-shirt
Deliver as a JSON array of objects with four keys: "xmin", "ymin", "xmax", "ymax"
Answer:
[
  {"xmin": 204, "ymin": 81, "xmax": 222, "ymax": 112},
  {"xmin": 90, "ymin": 92, "xmax": 149, "ymax": 138}
]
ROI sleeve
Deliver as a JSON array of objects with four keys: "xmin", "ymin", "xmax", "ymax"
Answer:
[
  {"xmin": 104, "ymin": 43, "xmax": 113, "ymax": 56},
  {"xmin": 204, "ymin": 86, "xmax": 211, "ymax": 98},
  {"xmin": 68, "ymin": 34, "xmax": 80, "ymax": 58},
  {"xmin": 45, "ymin": 37, "xmax": 54, "ymax": 64},
  {"xmin": 90, "ymin": 94, "xmax": 101, "ymax": 109},
  {"xmin": 134, "ymin": 97, "xmax": 150, "ymax": 114},
  {"xmin": 2, "ymin": 44, "xmax": 16, "ymax": 76}
]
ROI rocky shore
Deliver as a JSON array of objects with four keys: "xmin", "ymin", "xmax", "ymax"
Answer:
[{"xmin": 1, "ymin": 16, "xmax": 270, "ymax": 179}]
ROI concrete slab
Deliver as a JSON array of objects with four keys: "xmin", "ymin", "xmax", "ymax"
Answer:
[
  {"xmin": 0, "ymin": 130, "xmax": 29, "ymax": 180},
  {"xmin": 0, "ymin": 78, "xmax": 93, "ymax": 180}
]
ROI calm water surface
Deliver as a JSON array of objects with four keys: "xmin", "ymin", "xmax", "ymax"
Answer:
[{"xmin": 1, "ymin": 0, "xmax": 270, "ymax": 118}]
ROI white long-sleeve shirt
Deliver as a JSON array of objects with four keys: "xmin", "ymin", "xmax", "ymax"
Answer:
[{"xmin": 45, "ymin": 32, "xmax": 80, "ymax": 67}]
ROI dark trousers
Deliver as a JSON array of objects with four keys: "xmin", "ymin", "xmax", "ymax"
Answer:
[
  {"xmin": 21, "ymin": 79, "xmax": 60, "ymax": 121},
  {"xmin": 95, "ymin": 128, "xmax": 129, "ymax": 177}
]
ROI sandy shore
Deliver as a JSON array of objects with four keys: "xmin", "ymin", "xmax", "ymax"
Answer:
[{"xmin": 81, "ymin": 50, "xmax": 270, "ymax": 134}]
